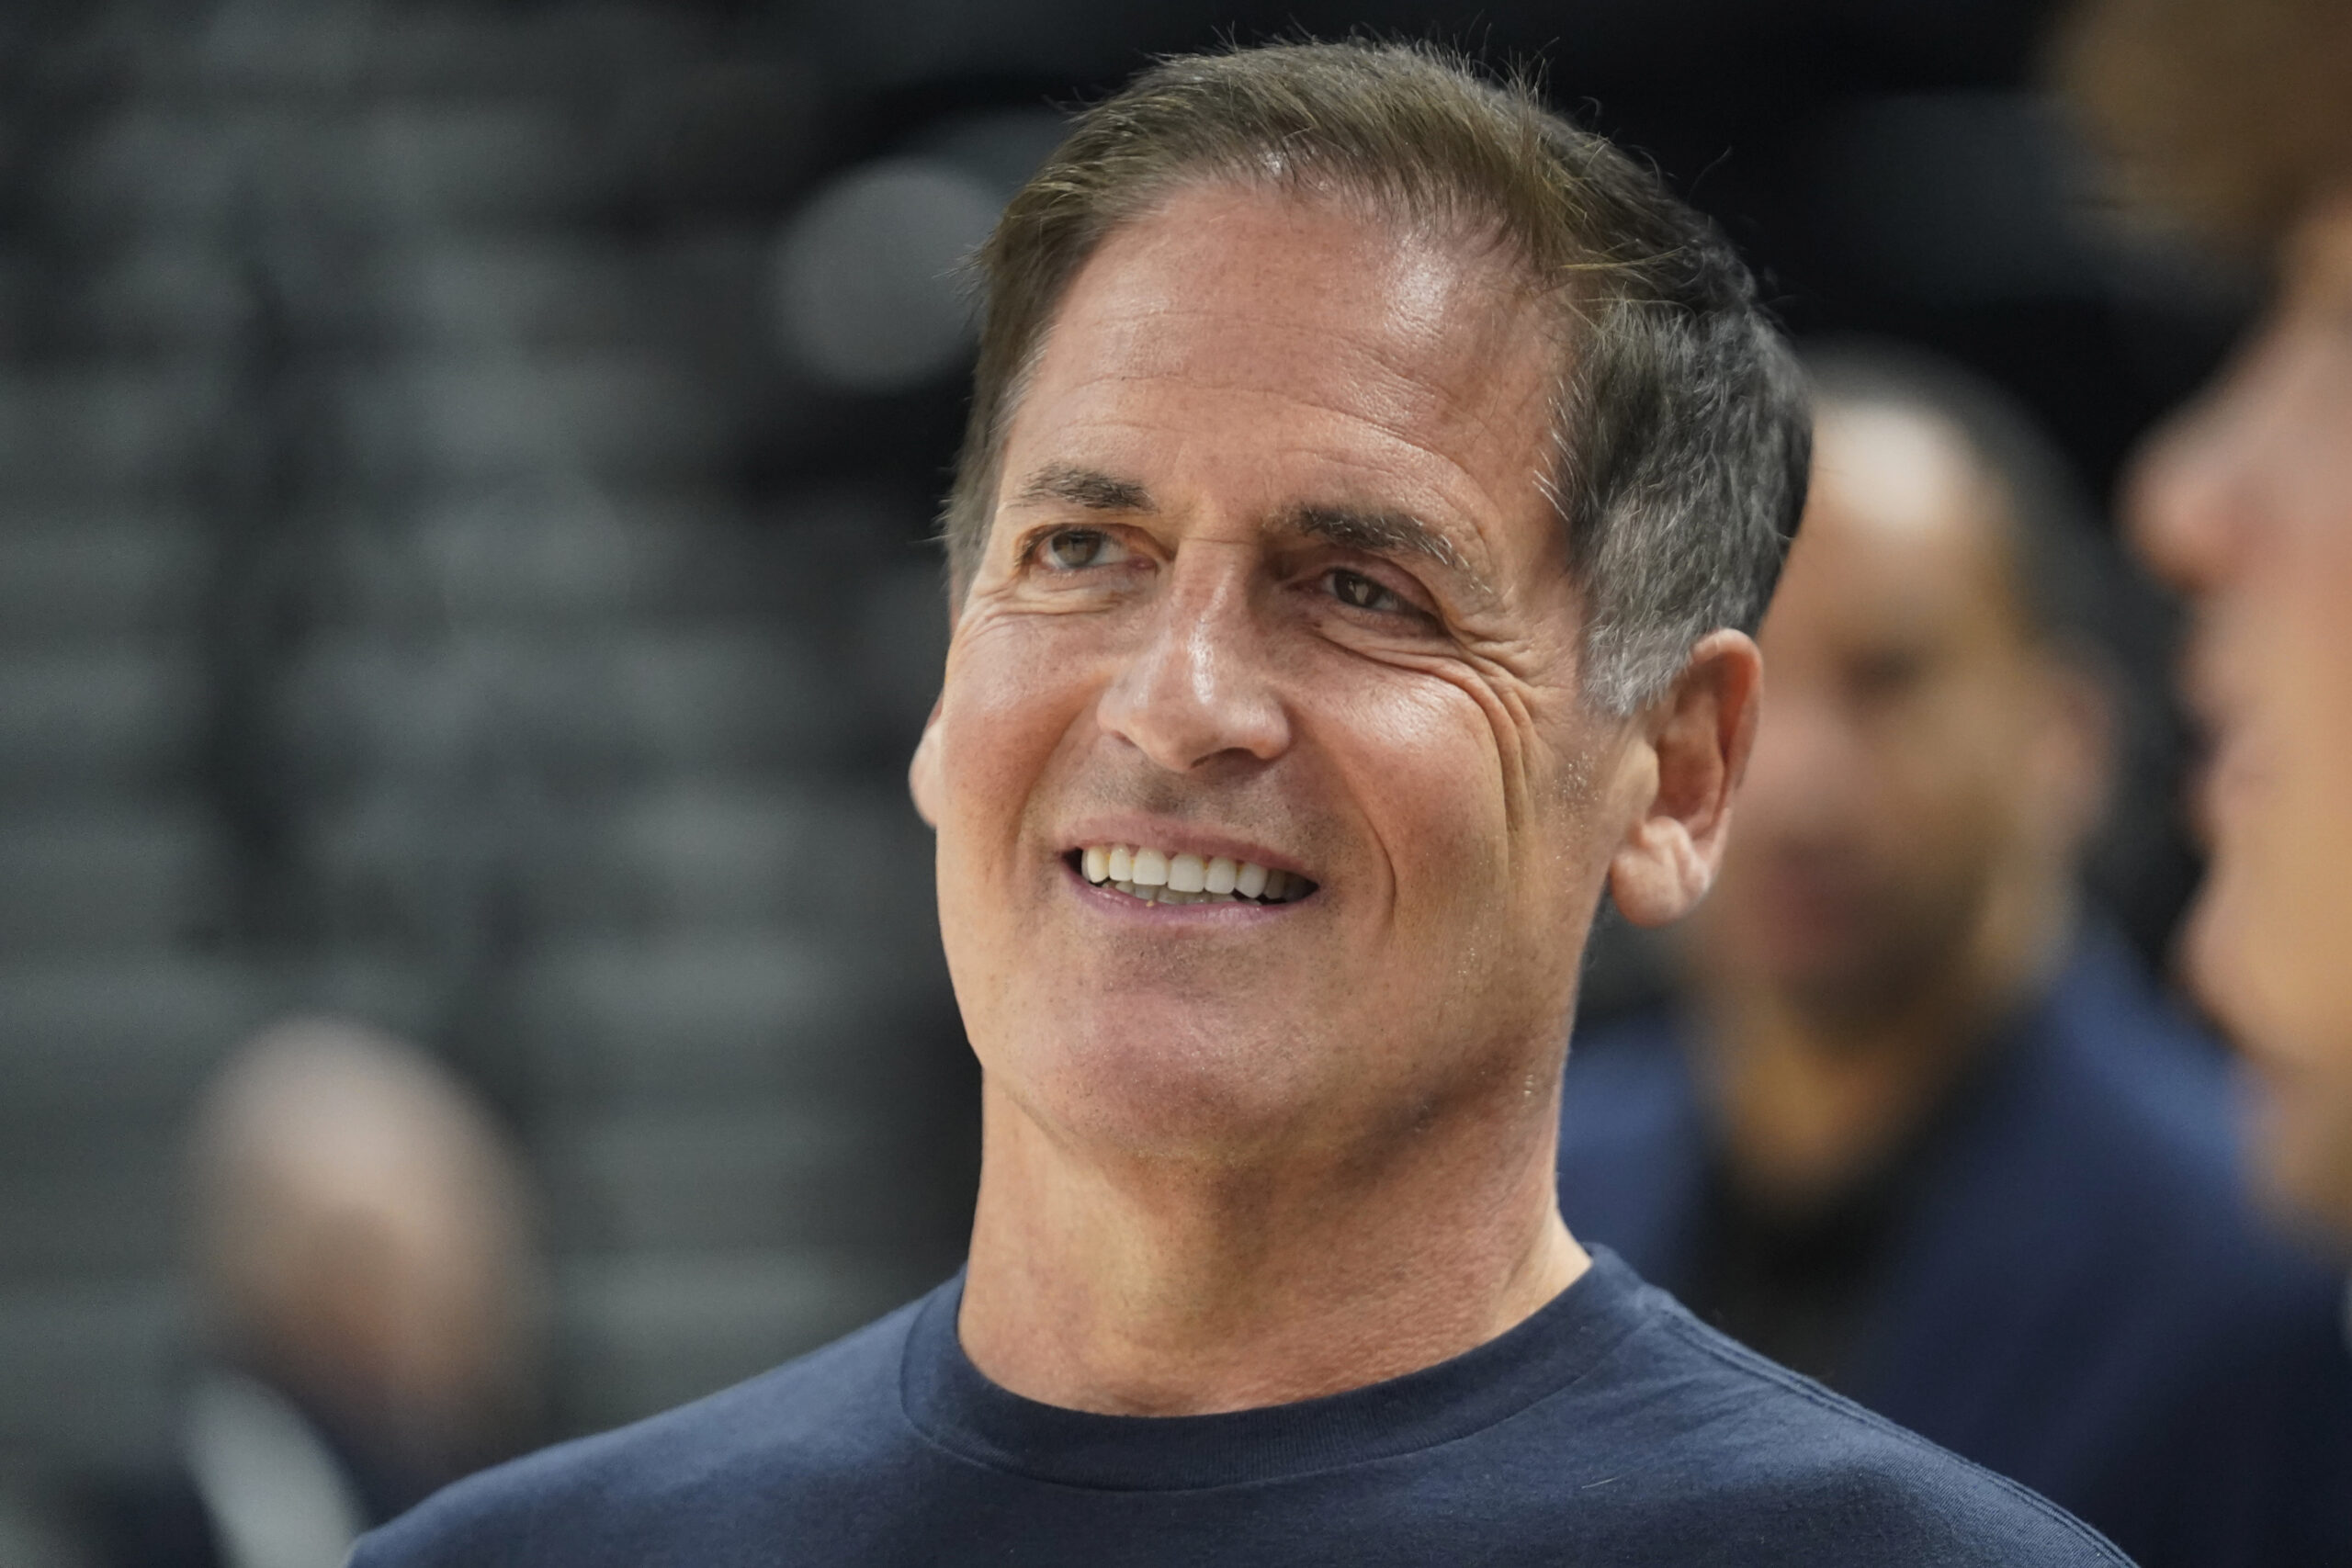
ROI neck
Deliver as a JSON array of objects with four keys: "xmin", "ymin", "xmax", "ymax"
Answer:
[
  {"xmin": 1701, "ymin": 867, "xmax": 2073, "ymax": 1213},
  {"xmin": 957, "ymin": 1077, "xmax": 1586, "ymax": 1416}
]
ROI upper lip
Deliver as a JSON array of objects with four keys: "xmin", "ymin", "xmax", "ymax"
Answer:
[
  {"xmin": 2177, "ymin": 603, "xmax": 2257, "ymax": 739},
  {"xmin": 1057, "ymin": 818, "xmax": 1316, "ymax": 880}
]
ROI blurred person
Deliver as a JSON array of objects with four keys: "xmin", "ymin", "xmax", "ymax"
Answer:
[
  {"xmin": 355, "ymin": 42, "xmax": 2125, "ymax": 1568},
  {"xmin": 2060, "ymin": 0, "xmax": 2352, "ymax": 1247},
  {"xmin": 91, "ymin": 1018, "xmax": 545, "ymax": 1568},
  {"xmin": 1556, "ymin": 345, "xmax": 2352, "ymax": 1568}
]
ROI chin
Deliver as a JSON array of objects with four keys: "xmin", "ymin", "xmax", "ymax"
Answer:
[
  {"xmin": 2248, "ymin": 1083, "xmax": 2352, "ymax": 1251},
  {"xmin": 993, "ymin": 1001, "xmax": 1346, "ymax": 1159}
]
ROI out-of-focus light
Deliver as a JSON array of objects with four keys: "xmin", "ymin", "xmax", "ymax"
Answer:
[{"xmin": 769, "ymin": 158, "xmax": 1001, "ymax": 395}]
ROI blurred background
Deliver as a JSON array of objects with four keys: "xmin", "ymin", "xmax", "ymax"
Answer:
[{"xmin": 0, "ymin": 0, "xmax": 2251, "ymax": 1561}]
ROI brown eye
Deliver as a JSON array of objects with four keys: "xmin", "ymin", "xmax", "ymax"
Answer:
[
  {"xmin": 1042, "ymin": 529, "xmax": 1110, "ymax": 570},
  {"xmin": 1329, "ymin": 569, "xmax": 1397, "ymax": 611}
]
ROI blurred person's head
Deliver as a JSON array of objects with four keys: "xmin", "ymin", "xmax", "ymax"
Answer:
[
  {"xmin": 909, "ymin": 39, "xmax": 1804, "ymax": 1180},
  {"xmin": 2061, "ymin": 0, "xmax": 2352, "ymax": 1236},
  {"xmin": 1688, "ymin": 348, "xmax": 2112, "ymax": 1032},
  {"xmin": 187, "ymin": 1018, "xmax": 545, "ymax": 1500}
]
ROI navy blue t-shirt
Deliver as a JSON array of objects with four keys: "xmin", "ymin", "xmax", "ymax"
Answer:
[{"xmin": 354, "ymin": 1249, "xmax": 2127, "ymax": 1566}]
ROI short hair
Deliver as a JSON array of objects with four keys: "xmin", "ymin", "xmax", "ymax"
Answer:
[
  {"xmin": 2053, "ymin": 0, "xmax": 2352, "ymax": 255},
  {"xmin": 1800, "ymin": 341, "xmax": 2190, "ymax": 942},
  {"xmin": 1801, "ymin": 342, "xmax": 2114, "ymax": 651},
  {"xmin": 943, "ymin": 39, "xmax": 1808, "ymax": 714}
]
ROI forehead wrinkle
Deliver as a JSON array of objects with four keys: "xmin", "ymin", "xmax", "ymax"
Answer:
[
  {"xmin": 1030, "ymin": 376, "xmax": 1522, "ymax": 536},
  {"xmin": 1020, "ymin": 382, "xmax": 1523, "ymax": 616}
]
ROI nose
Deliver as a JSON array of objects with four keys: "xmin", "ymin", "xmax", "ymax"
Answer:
[
  {"xmin": 1095, "ymin": 551, "xmax": 1291, "ymax": 773},
  {"xmin": 2127, "ymin": 397, "xmax": 2250, "ymax": 597}
]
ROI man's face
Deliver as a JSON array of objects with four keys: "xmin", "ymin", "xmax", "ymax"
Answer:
[
  {"xmin": 916, "ymin": 184, "xmax": 1636, "ymax": 1159},
  {"xmin": 1693, "ymin": 403, "xmax": 2099, "ymax": 1016},
  {"xmin": 2131, "ymin": 197, "xmax": 2352, "ymax": 1234}
]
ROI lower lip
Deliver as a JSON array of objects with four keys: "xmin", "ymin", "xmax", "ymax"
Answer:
[{"xmin": 1060, "ymin": 857, "xmax": 1309, "ymax": 919}]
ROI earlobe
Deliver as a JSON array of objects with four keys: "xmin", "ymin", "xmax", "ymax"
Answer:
[
  {"xmin": 1605, "ymin": 629, "xmax": 1764, "ymax": 928},
  {"xmin": 909, "ymin": 696, "xmax": 946, "ymax": 829},
  {"xmin": 1609, "ymin": 823, "xmax": 1710, "ymax": 928}
]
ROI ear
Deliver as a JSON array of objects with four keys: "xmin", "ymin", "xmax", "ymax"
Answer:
[
  {"xmin": 908, "ymin": 694, "xmax": 946, "ymax": 829},
  {"xmin": 1608, "ymin": 629, "xmax": 1765, "ymax": 927}
]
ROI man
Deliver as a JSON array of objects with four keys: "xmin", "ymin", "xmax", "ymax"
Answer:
[
  {"xmin": 2060, "ymin": 0, "xmax": 2352, "ymax": 1245},
  {"xmin": 1557, "ymin": 347, "xmax": 2352, "ymax": 1568},
  {"xmin": 356, "ymin": 42, "xmax": 2124, "ymax": 1564},
  {"xmin": 89, "ymin": 1018, "xmax": 544, "ymax": 1568}
]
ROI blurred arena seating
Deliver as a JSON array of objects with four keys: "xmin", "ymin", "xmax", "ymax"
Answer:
[{"xmin": 0, "ymin": 0, "xmax": 976, "ymax": 1497}]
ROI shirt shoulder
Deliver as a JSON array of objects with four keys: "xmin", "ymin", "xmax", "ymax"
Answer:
[
  {"xmin": 350, "ymin": 1294, "xmax": 931, "ymax": 1568},
  {"xmin": 1568, "ymin": 1286, "xmax": 2136, "ymax": 1566}
]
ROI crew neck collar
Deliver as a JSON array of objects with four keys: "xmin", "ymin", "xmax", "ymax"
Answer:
[{"xmin": 898, "ymin": 1247, "xmax": 1655, "ymax": 1491}]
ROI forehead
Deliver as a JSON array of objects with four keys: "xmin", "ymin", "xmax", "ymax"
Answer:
[
  {"xmin": 1782, "ymin": 402, "xmax": 2018, "ymax": 638},
  {"xmin": 1001, "ymin": 183, "xmax": 1561, "ymax": 570}
]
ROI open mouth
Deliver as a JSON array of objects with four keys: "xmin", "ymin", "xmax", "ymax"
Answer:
[{"xmin": 1068, "ymin": 843, "xmax": 1317, "ymax": 907}]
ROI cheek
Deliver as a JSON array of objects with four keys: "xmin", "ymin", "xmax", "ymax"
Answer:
[
  {"xmin": 1878, "ymin": 682, "xmax": 2025, "ymax": 854},
  {"xmin": 1329, "ymin": 660, "xmax": 1589, "ymax": 944},
  {"xmin": 1350, "ymin": 684, "xmax": 1506, "ymax": 889},
  {"xmin": 935, "ymin": 620, "xmax": 1077, "ymax": 789},
  {"xmin": 933, "ymin": 621, "xmax": 1096, "ymax": 869},
  {"xmin": 2272, "ymin": 514, "xmax": 2352, "ymax": 800},
  {"xmin": 1321, "ymin": 672, "xmax": 1589, "ymax": 1050},
  {"xmin": 2214, "ymin": 557, "xmax": 2352, "ymax": 1049},
  {"xmin": 1340, "ymin": 658, "xmax": 1517, "ymax": 840}
]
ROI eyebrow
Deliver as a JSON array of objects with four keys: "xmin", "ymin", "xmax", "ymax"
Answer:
[
  {"xmin": 1011, "ymin": 464, "xmax": 1498, "ymax": 605},
  {"xmin": 1014, "ymin": 464, "xmax": 1155, "ymax": 513},
  {"xmin": 1280, "ymin": 503, "xmax": 1476, "ymax": 581}
]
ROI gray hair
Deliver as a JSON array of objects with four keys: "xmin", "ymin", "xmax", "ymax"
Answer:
[{"xmin": 942, "ymin": 39, "xmax": 1809, "ymax": 714}]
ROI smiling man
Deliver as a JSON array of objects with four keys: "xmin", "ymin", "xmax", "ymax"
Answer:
[{"xmin": 355, "ymin": 41, "xmax": 2127, "ymax": 1566}]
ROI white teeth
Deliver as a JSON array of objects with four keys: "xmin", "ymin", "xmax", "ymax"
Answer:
[{"xmin": 1077, "ymin": 843, "xmax": 1307, "ymax": 907}]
